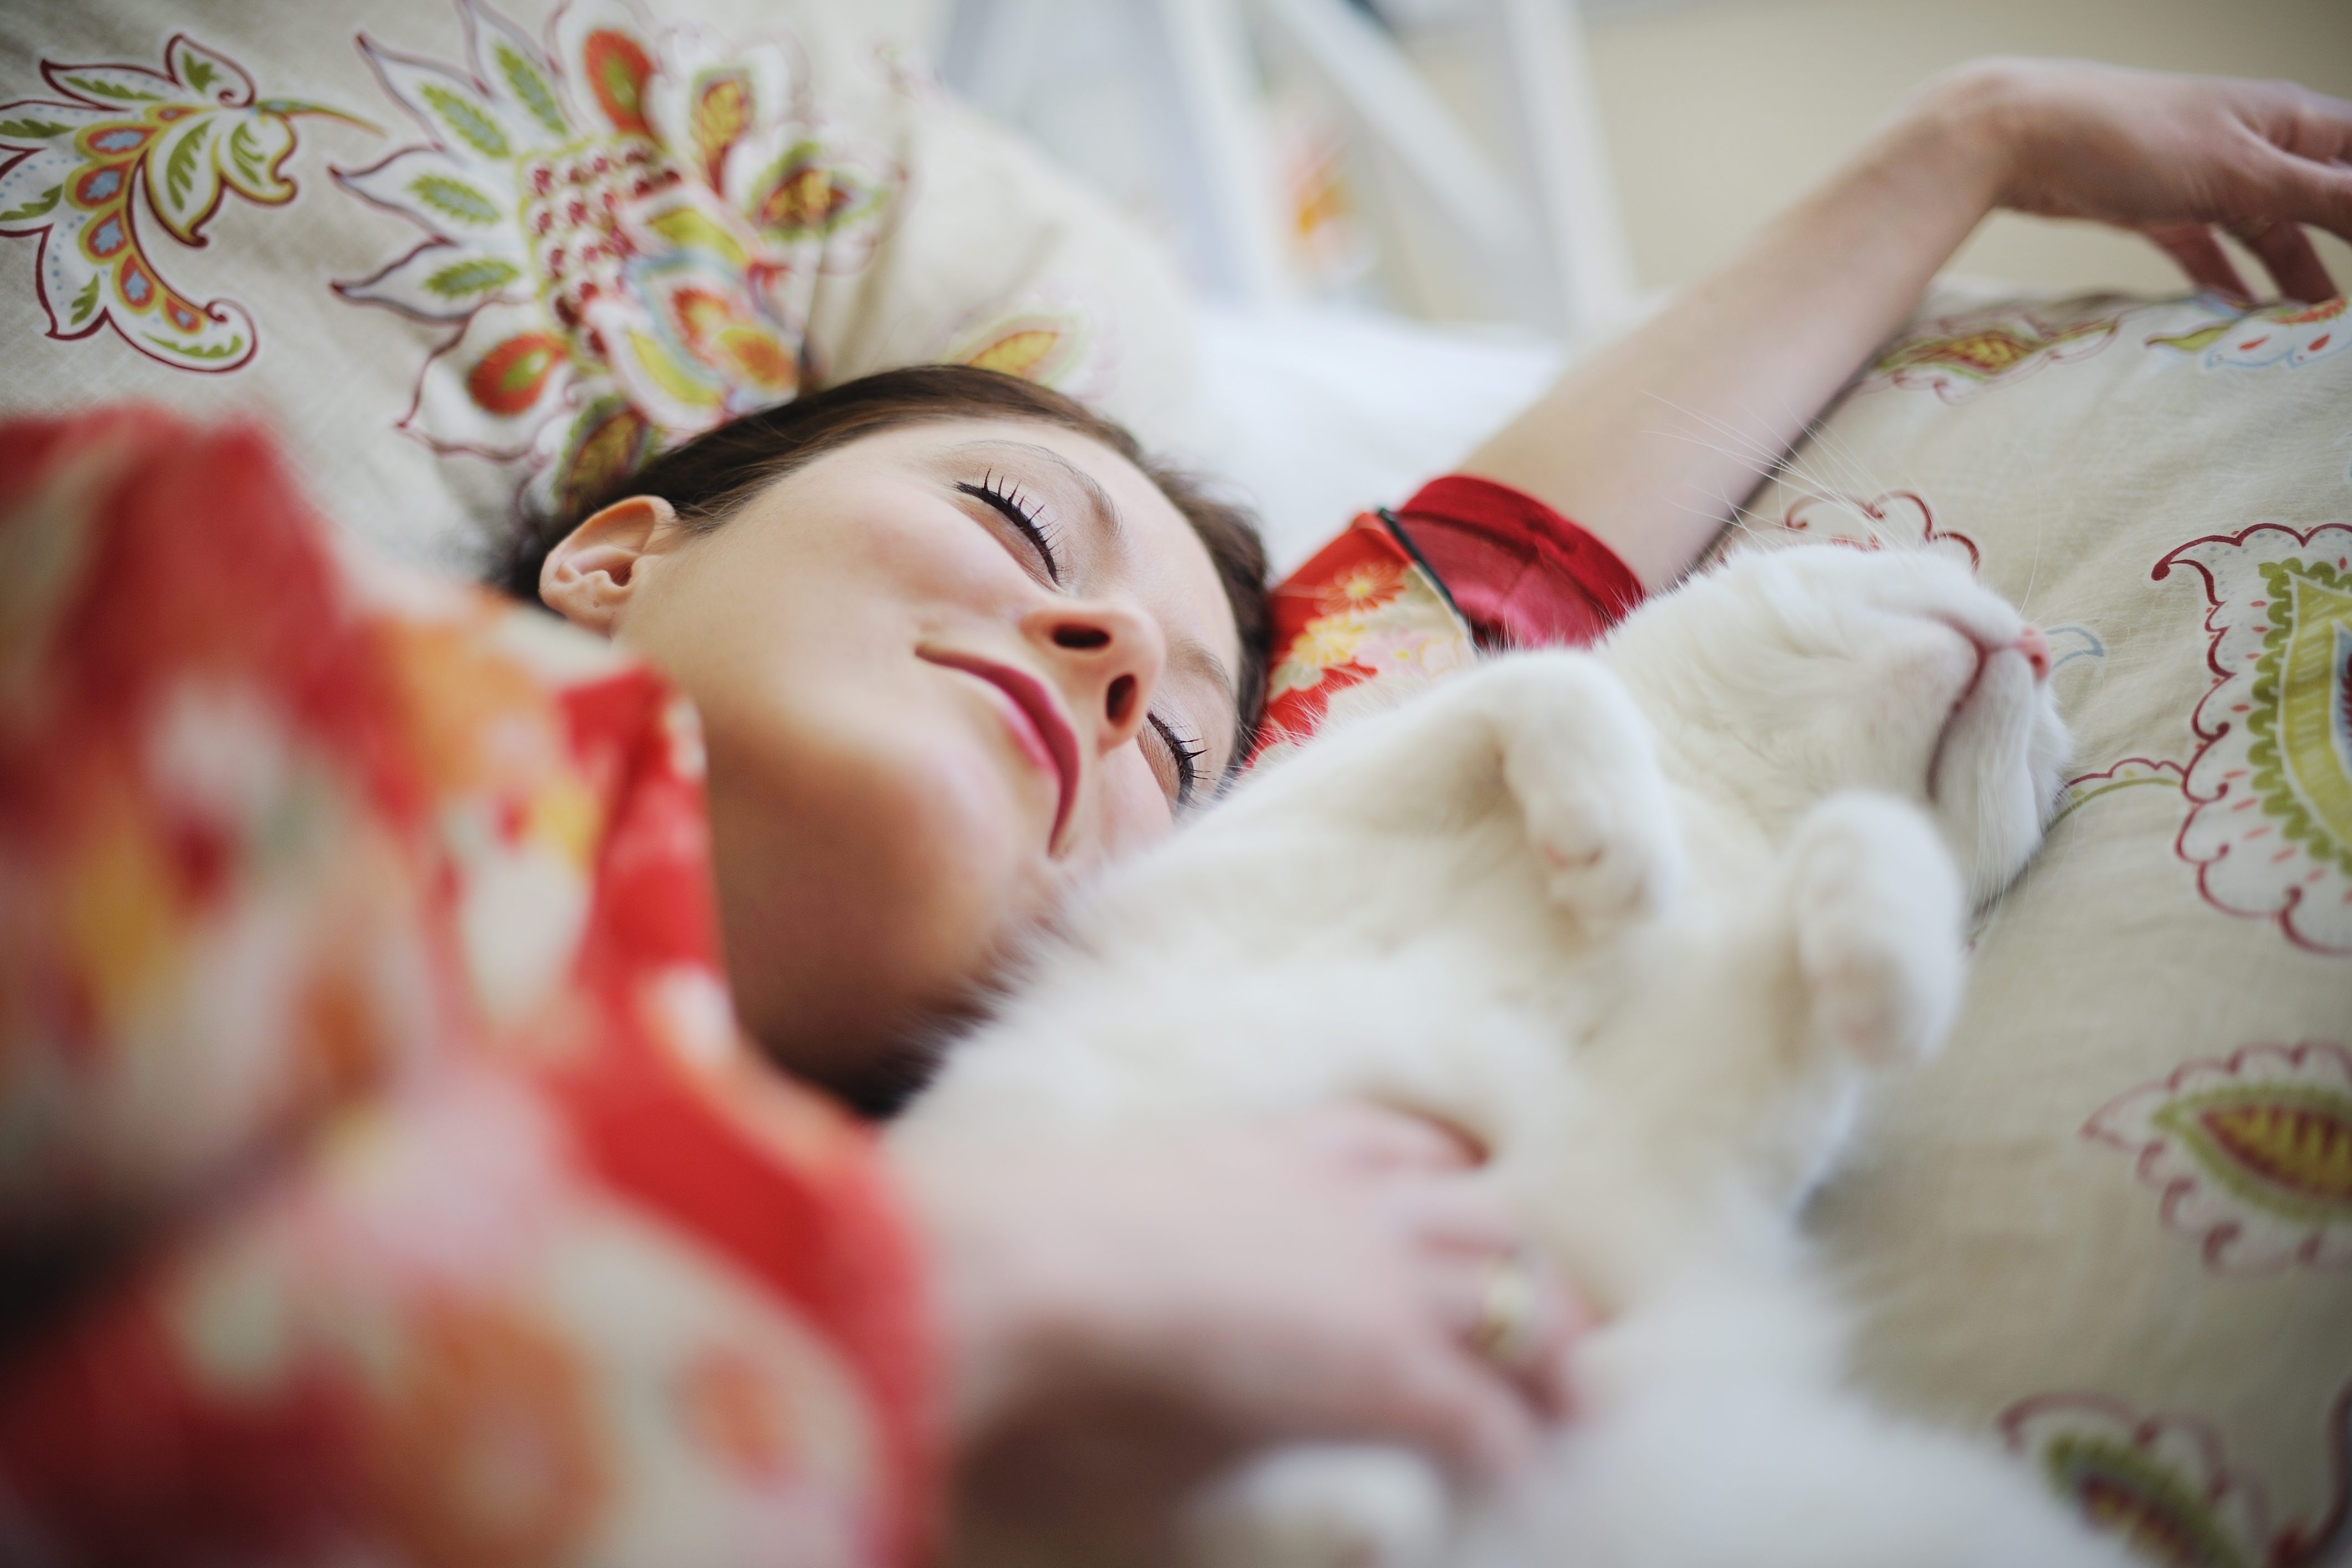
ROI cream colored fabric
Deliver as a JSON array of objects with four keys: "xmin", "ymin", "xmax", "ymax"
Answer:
[
  {"xmin": 1730, "ymin": 288, "xmax": 2352, "ymax": 1564},
  {"xmin": 0, "ymin": 0, "xmax": 1200, "ymax": 571}
]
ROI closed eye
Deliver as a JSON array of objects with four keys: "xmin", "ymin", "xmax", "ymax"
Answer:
[
  {"xmin": 958, "ymin": 473, "xmax": 1063, "ymax": 585},
  {"xmin": 1148, "ymin": 713, "xmax": 1206, "ymax": 808}
]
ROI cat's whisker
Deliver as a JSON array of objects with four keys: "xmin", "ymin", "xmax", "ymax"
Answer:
[
  {"xmin": 1634, "ymin": 424, "xmax": 1799, "ymax": 556},
  {"xmin": 1794, "ymin": 407, "xmax": 1888, "ymax": 500},
  {"xmin": 1639, "ymin": 393, "xmax": 1796, "ymax": 475},
  {"xmin": 1763, "ymin": 393, "xmax": 1914, "ymax": 554},
  {"xmin": 2015, "ymin": 504, "xmax": 2049, "ymax": 621},
  {"xmin": 1637, "ymin": 422, "xmax": 1787, "ymax": 476}
]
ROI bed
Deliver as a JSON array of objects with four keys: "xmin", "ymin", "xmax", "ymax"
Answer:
[{"xmin": 3, "ymin": 1, "xmax": 2346, "ymax": 1560}]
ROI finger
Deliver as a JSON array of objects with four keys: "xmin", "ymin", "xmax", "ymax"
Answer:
[
  {"xmin": 2141, "ymin": 222, "xmax": 2251, "ymax": 300},
  {"xmin": 2253, "ymin": 141, "xmax": 2352, "ymax": 251},
  {"xmin": 2272, "ymin": 83, "xmax": 2352, "ymax": 167},
  {"xmin": 1428, "ymin": 1250, "xmax": 1590, "ymax": 1417},
  {"xmin": 2232, "ymin": 217, "xmax": 2337, "ymax": 304},
  {"xmin": 1294, "ymin": 1103, "xmax": 1482, "ymax": 1173},
  {"xmin": 1521, "ymin": 1267, "xmax": 1596, "ymax": 1418},
  {"xmin": 1383, "ymin": 1181, "xmax": 1521, "ymax": 1257},
  {"xmin": 1377, "ymin": 1345, "xmax": 1540, "ymax": 1487}
]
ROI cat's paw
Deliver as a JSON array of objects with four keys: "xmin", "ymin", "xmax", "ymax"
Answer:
[
  {"xmin": 1182, "ymin": 1443, "xmax": 1450, "ymax": 1568},
  {"xmin": 1494, "ymin": 658, "xmax": 1684, "ymax": 936},
  {"xmin": 1522, "ymin": 776, "xmax": 1684, "ymax": 936},
  {"xmin": 1787, "ymin": 793, "xmax": 1966, "ymax": 1066}
]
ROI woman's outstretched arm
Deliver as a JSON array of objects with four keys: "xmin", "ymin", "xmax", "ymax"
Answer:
[{"xmin": 1459, "ymin": 60, "xmax": 2352, "ymax": 591}]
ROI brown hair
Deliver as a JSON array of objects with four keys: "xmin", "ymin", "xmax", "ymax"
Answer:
[{"xmin": 500, "ymin": 365, "xmax": 1270, "ymax": 763}]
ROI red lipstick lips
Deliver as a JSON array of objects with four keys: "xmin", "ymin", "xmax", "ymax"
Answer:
[{"xmin": 920, "ymin": 649, "xmax": 1081, "ymax": 849}]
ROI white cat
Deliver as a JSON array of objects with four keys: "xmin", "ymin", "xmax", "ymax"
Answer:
[{"xmin": 895, "ymin": 542, "xmax": 2130, "ymax": 1568}]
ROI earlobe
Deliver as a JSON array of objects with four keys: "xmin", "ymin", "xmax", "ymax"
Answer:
[{"xmin": 539, "ymin": 495, "xmax": 679, "ymax": 636}]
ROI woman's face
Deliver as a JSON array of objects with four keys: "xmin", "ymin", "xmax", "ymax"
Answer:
[{"xmin": 542, "ymin": 418, "xmax": 1243, "ymax": 1105}]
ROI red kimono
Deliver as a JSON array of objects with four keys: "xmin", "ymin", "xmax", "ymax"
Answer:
[{"xmin": 0, "ymin": 409, "xmax": 935, "ymax": 1566}]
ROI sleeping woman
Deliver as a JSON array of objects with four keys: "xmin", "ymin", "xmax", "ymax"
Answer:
[{"xmin": 2, "ymin": 55, "xmax": 2348, "ymax": 1568}]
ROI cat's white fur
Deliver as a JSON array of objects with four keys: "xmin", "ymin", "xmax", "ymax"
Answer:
[{"xmin": 895, "ymin": 544, "xmax": 2125, "ymax": 1568}]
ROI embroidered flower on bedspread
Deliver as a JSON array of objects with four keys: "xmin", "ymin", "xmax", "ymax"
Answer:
[
  {"xmin": 936, "ymin": 291, "xmax": 1114, "ymax": 405},
  {"xmin": 1748, "ymin": 489, "xmax": 1983, "ymax": 568},
  {"xmin": 2002, "ymin": 1395, "xmax": 2287, "ymax": 1568},
  {"xmin": 2147, "ymin": 294, "xmax": 2350, "ymax": 371},
  {"xmin": 1857, "ymin": 297, "xmax": 2133, "ymax": 403},
  {"xmin": 2003, "ymin": 1388, "xmax": 2352, "ymax": 1568},
  {"xmin": 332, "ymin": 0, "xmax": 900, "ymax": 520},
  {"xmin": 2153, "ymin": 524, "xmax": 2352, "ymax": 955},
  {"xmin": 2148, "ymin": 294, "xmax": 2352, "ymax": 483},
  {"xmin": 2085, "ymin": 1042, "xmax": 2352, "ymax": 1273},
  {"xmin": 0, "ymin": 35, "xmax": 366, "ymax": 370}
]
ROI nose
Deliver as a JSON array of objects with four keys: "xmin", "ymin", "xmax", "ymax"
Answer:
[
  {"xmin": 2015, "ymin": 622, "xmax": 2052, "ymax": 683},
  {"xmin": 1024, "ymin": 597, "xmax": 1167, "ymax": 755}
]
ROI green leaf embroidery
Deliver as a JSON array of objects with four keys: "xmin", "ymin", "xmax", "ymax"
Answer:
[
  {"xmin": 68, "ymin": 273, "xmax": 101, "ymax": 325},
  {"xmin": 424, "ymin": 256, "xmax": 519, "ymax": 297},
  {"xmin": 497, "ymin": 44, "xmax": 567, "ymax": 136},
  {"xmin": 163, "ymin": 121, "xmax": 210, "ymax": 204},
  {"xmin": 411, "ymin": 173, "xmax": 501, "ymax": 226},
  {"xmin": 254, "ymin": 98, "xmax": 376, "ymax": 130},
  {"xmin": 2040, "ymin": 1434, "xmax": 2251, "ymax": 1568},
  {"xmin": 63, "ymin": 76, "xmax": 163, "ymax": 103},
  {"xmin": 421, "ymin": 84, "xmax": 510, "ymax": 160},
  {"xmin": 227, "ymin": 121, "xmax": 264, "ymax": 180},
  {"xmin": 599, "ymin": 55, "xmax": 643, "ymax": 125},
  {"xmin": 0, "ymin": 185, "xmax": 63, "ymax": 223},
  {"xmin": 0, "ymin": 117, "xmax": 76, "ymax": 141},
  {"xmin": 144, "ymin": 332, "xmax": 244, "ymax": 359},
  {"xmin": 181, "ymin": 56, "xmax": 218, "ymax": 95},
  {"xmin": 2149, "ymin": 321, "xmax": 2233, "ymax": 355}
]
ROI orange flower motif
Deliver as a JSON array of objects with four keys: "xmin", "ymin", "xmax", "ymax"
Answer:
[
  {"xmin": 369, "ymin": 1295, "xmax": 610, "ymax": 1568},
  {"xmin": 678, "ymin": 1342, "xmax": 797, "ymax": 1483},
  {"xmin": 1313, "ymin": 559, "xmax": 1404, "ymax": 616}
]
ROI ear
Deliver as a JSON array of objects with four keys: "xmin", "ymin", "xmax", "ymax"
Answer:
[{"xmin": 539, "ymin": 495, "xmax": 680, "ymax": 636}]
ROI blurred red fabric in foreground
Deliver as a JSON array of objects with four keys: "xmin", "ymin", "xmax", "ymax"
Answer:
[{"xmin": 0, "ymin": 410, "xmax": 935, "ymax": 1567}]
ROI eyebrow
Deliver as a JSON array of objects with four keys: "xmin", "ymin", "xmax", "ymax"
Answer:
[{"xmin": 948, "ymin": 437, "xmax": 1241, "ymax": 768}]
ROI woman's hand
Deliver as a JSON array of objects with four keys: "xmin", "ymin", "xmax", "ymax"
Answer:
[
  {"xmin": 1460, "ymin": 58, "xmax": 2352, "ymax": 593},
  {"xmin": 896, "ymin": 1104, "xmax": 1583, "ymax": 1480},
  {"xmin": 1941, "ymin": 58, "xmax": 2352, "ymax": 302}
]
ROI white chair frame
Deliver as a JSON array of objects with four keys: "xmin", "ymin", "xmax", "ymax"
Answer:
[{"xmin": 940, "ymin": 0, "xmax": 1633, "ymax": 335}]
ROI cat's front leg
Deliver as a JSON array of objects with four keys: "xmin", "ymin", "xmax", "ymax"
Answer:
[
  {"xmin": 1479, "ymin": 654, "xmax": 1685, "ymax": 939},
  {"xmin": 1787, "ymin": 791, "xmax": 1967, "ymax": 1066}
]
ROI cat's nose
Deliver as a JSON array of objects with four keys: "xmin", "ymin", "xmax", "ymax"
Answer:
[{"xmin": 2014, "ymin": 623, "xmax": 2052, "ymax": 682}]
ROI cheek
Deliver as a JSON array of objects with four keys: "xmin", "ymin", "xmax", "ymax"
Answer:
[
  {"xmin": 827, "ymin": 697, "xmax": 1058, "ymax": 946},
  {"xmin": 1089, "ymin": 745, "xmax": 1178, "ymax": 865},
  {"xmin": 699, "ymin": 685, "xmax": 1060, "ymax": 1062}
]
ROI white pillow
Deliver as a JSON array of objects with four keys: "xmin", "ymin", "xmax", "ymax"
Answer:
[{"xmin": 1189, "ymin": 301, "xmax": 1563, "ymax": 572}]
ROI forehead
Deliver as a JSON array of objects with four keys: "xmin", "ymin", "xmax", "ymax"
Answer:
[{"xmin": 838, "ymin": 417, "xmax": 1245, "ymax": 752}]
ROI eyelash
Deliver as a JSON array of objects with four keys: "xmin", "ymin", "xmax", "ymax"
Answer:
[
  {"xmin": 959, "ymin": 469, "xmax": 1202, "ymax": 808},
  {"xmin": 958, "ymin": 472, "xmax": 1064, "ymax": 585},
  {"xmin": 1150, "ymin": 713, "xmax": 1207, "ymax": 807}
]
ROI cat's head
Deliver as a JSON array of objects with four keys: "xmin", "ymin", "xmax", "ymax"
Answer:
[{"xmin": 1605, "ymin": 544, "xmax": 2070, "ymax": 904}]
